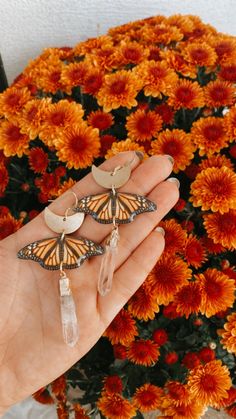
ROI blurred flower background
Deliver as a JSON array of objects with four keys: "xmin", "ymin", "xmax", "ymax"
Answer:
[{"xmin": 0, "ymin": 13, "xmax": 236, "ymax": 419}]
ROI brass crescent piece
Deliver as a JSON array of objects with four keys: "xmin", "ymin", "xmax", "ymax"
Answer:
[
  {"xmin": 91, "ymin": 163, "xmax": 131, "ymax": 189},
  {"xmin": 44, "ymin": 207, "xmax": 85, "ymax": 234}
]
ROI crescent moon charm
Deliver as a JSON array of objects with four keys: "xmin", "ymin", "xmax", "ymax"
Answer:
[
  {"xmin": 44, "ymin": 207, "xmax": 85, "ymax": 234},
  {"xmin": 92, "ymin": 163, "xmax": 131, "ymax": 189}
]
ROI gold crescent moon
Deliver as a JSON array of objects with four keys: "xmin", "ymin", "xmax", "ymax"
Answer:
[
  {"xmin": 92, "ymin": 163, "xmax": 131, "ymax": 188},
  {"xmin": 44, "ymin": 207, "xmax": 84, "ymax": 234}
]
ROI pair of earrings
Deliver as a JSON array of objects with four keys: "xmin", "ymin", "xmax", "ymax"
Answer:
[{"xmin": 18, "ymin": 156, "xmax": 156, "ymax": 347}]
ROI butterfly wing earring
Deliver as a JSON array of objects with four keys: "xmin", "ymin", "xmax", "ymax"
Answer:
[
  {"xmin": 17, "ymin": 193, "xmax": 104, "ymax": 347},
  {"xmin": 74, "ymin": 158, "xmax": 156, "ymax": 296}
]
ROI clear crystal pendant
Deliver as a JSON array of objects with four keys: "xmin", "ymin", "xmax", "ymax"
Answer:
[
  {"xmin": 59, "ymin": 274, "xmax": 79, "ymax": 347},
  {"xmin": 98, "ymin": 226, "xmax": 119, "ymax": 296}
]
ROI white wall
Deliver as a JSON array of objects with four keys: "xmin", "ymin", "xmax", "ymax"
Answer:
[{"xmin": 0, "ymin": 0, "xmax": 236, "ymax": 83}]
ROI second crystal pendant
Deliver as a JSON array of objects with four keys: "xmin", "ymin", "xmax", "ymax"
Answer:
[{"xmin": 98, "ymin": 227, "xmax": 119, "ymax": 296}]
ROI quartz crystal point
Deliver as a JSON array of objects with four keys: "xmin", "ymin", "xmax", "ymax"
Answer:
[
  {"xmin": 98, "ymin": 228, "xmax": 119, "ymax": 296},
  {"xmin": 59, "ymin": 275, "xmax": 79, "ymax": 347}
]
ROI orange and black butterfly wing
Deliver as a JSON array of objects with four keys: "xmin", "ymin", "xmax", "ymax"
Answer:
[
  {"xmin": 75, "ymin": 191, "xmax": 156, "ymax": 224},
  {"xmin": 114, "ymin": 192, "xmax": 157, "ymax": 223},
  {"xmin": 62, "ymin": 236, "xmax": 104, "ymax": 269},
  {"xmin": 17, "ymin": 236, "xmax": 104, "ymax": 270},
  {"xmin": 74, "ymin": 192, "xmax": 114, "ymax": 224},
  {"xmin": 17, "ymin": 237, "xmax": 62, "ymax": 270}
]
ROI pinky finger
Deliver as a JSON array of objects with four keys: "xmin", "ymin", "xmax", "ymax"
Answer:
[{"xmin": 98, "ymin": 228, "xmax": 165, "ymax": 323}]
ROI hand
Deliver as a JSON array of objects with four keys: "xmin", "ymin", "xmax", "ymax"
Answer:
[{"xmin": 0, "ymin": 152, "xmax": 179, "ymax": 414}]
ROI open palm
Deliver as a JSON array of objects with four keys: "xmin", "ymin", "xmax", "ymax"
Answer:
[{"xmin": 0, "ymin": 151, "xmax": 178, "ymax": 414}]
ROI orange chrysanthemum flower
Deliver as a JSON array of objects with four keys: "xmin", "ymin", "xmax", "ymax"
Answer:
[
  {"xmin": 203, "ymin": 210, "xmax": 236, "ymax": 250},
  {"xmin": 96, "ymin": 70, "xmax": 141, "ymax": 112},
  {"xmin": 187, "ymin": 360, "xmax": 231, "ymax": 407},
  {"xmin": 162, "ymin": 399, "xmax": 205, "ymax": 419},
  {"xmin": 87, "ymin": 110, "xmax": 114, "ymax": 131},
  {"xmin": 0, "ymin": 165, "xmax": 9, "ymax": 194},
  {"xmin": 175, "ymin": 282, "xmax": 202, "ymax": 318},
  {"xmin": 133, "ymin": 383, "xmax": 163, "ymax": 412},
  {"xmin": 168, "ymin": 79, "xmax": 204, "ymax": 110},
  {"xmin": 162, "ymin": 381, "xmax": 191, "ymax": 408},
  {"xmin": 213, "ymin": 37, "xmax": 236, "ymax": 64},
  {"xmin": 28, "ymin": 148, "xmax": 49, "ymax": 173},
  {"xmin": 182, "ymin": 41, "xmax": 216, "ymax": 67},
  {"xmin": 126, "ymin": 109, "xmax": 163, "ymax": 141},
  {"xmin": 105, "ymin": 139, "xmax": 146, "ymax": 159},
  {"xmin": 141, "ymin": 23, "xmax": 183, "ymax": 45},
  {"xmin": 191, "ymin": 116, "xmax": 229, "ymax": 156},
  {"xmin": 103, "ymin": 375, "xmax": 123, "ymax": 394},
  {"xmin": 127, "ymin": 282, "xmax": 159, "ymax": 321},
  {"xmin": 56, "ymin": 178, "xmax": 77, "ymax": 197},
  {"xmin": 134, "ymin": 60, "xmax": 178, "ymax": 98},
  {"xmin": 204, "ymin": 80, "xmax": 235, "ymax": 108},
  {"xmin": 103, "ymin": 309, "xmax": 138, "ymax": 346},
  {"xmin": 158, "ymin": 219, "xmax": 187, "ymax": 254},
  {"xmin": 97, "ymin": 393, "xmax": 136, "ymax": 419},
  {"xmin": 60, "ymin": 61, "xmax": 90, "ymax": 93},
  {"xmin": 18, "ymin": 98, "xmax": 51, "ymax": 140},
  {"xmin": 226, "ymin": 106, "xmax": 236, "ymax": 140},
  {"xmin": 199, "ymin": 154, "xmax": 234, "ymax": 171},
  {"xmin": 201, "ymin": 235, "xmax": 226, "ymax": 255},
  {"xmin": 151, "ymin": 129, "xmax": 195, "ymax": 173},
  {"xmin": 162, "ymin": 381, "xmax": 205, "ymax": 419},
  {"xmin": 0, "ymin": 120, "xmax": 29, "ymax": 157},
  {"xmin": 127, "ymin": 339, "xmax": 160, "ymax": 366},
  {"xmin": 115, "ymin": 41, "xmax": 148, "ymax": 65},
  {"xmin": 161, "ymin": 49, "xmax": 197, "ymax": 79},
  {"xmin": 146, "ymin": 254, "xmax": 191, "ymax": 305},
  {"xmin": 219, "ymin": 64, "xmax": 236, "ymax": 83},
  {"xmin": 190, "ymin": 167, "xmax": 236, "ymax": 214},
  {"xmin": 100, "ymin": 135, "xmax": 117, "ymax": 157},
  {"xmin": 166, "ymin": 14, "xmax": 194, "ymax": 34},
  {"xmin": 0, "ymin": 213, "xmax": 23, "ymax": 240},
  {"xmin": 39, "ymin": 100, "xmax": 84, "ymax": 146},
  {"xmin": 184, "ymin": 235, "xmax": 207, "ymax": 268},
  {"xmin": 87, "ymin": 45, "xmax": 117, "ymax": 70},
  {"xmin": 155, "ymin": 103, "xmax": 175, "ymax": 125},
  {"xmin": 219, "ymin": 312, "xmax": 236, "ymax": 354},
  {"xmin": 74, "ymin": 35, "xmax": 113, "ymax": 55},
  {"xmin": 0, "ymin": 86, "xmax": 31, "ymax": 120},
  {"xmin": 196, "ymin": 268, "xmax": 235, "ymax": 317},
  {"xmin": 82, "ymin": 68, "xmax": 104, "ymax": 95},
  {"xmin": 35, "ymin": 58, "xmax": 65, "ymax": 94},
  {"xmin": 54, "ymin": 123, "xmax": 100, "ymax": 169}
]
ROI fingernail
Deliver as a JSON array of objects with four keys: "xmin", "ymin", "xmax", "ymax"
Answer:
[
  {"xmin": 135, "ymin": 151, "xmax": 144, "ymax": 161},
  {"xmin": 165, "ymin": 154, "xmax": 174, "ymax": 165},
  {"xmin": 154, "ymin": 226, "xmax": 165, "ymax": 236},
  {"xmin": 167, "ymin": 177, "xmax": 180, "ymax": 189}
]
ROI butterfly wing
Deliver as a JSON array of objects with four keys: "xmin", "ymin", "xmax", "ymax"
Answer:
[
  {"xmin": 75, "ymin": 192, "xmax": 114, "ymax": 224},
  {"xmin": 17, "ymin": 236, "xmax": 104, "ymax": 270},
  {"xmin": 115, "ymin": 192, "xmax": 157, "ymax": 223},
  {"xmin": 63, "ymin": 236, "xmax": 104, "ymax": 269},
  {"xmin": 17, "ymin": 237, "xmax": 62, "ymax": 270},
  {"xmin": 75, "ymin": 191, "xmax": 156, "ymax": 224}
]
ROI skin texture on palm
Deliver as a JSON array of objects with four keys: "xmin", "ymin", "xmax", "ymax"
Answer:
[{"xmin": 0, "ymin": 152, "xmax": 179, "ymax": 414}]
